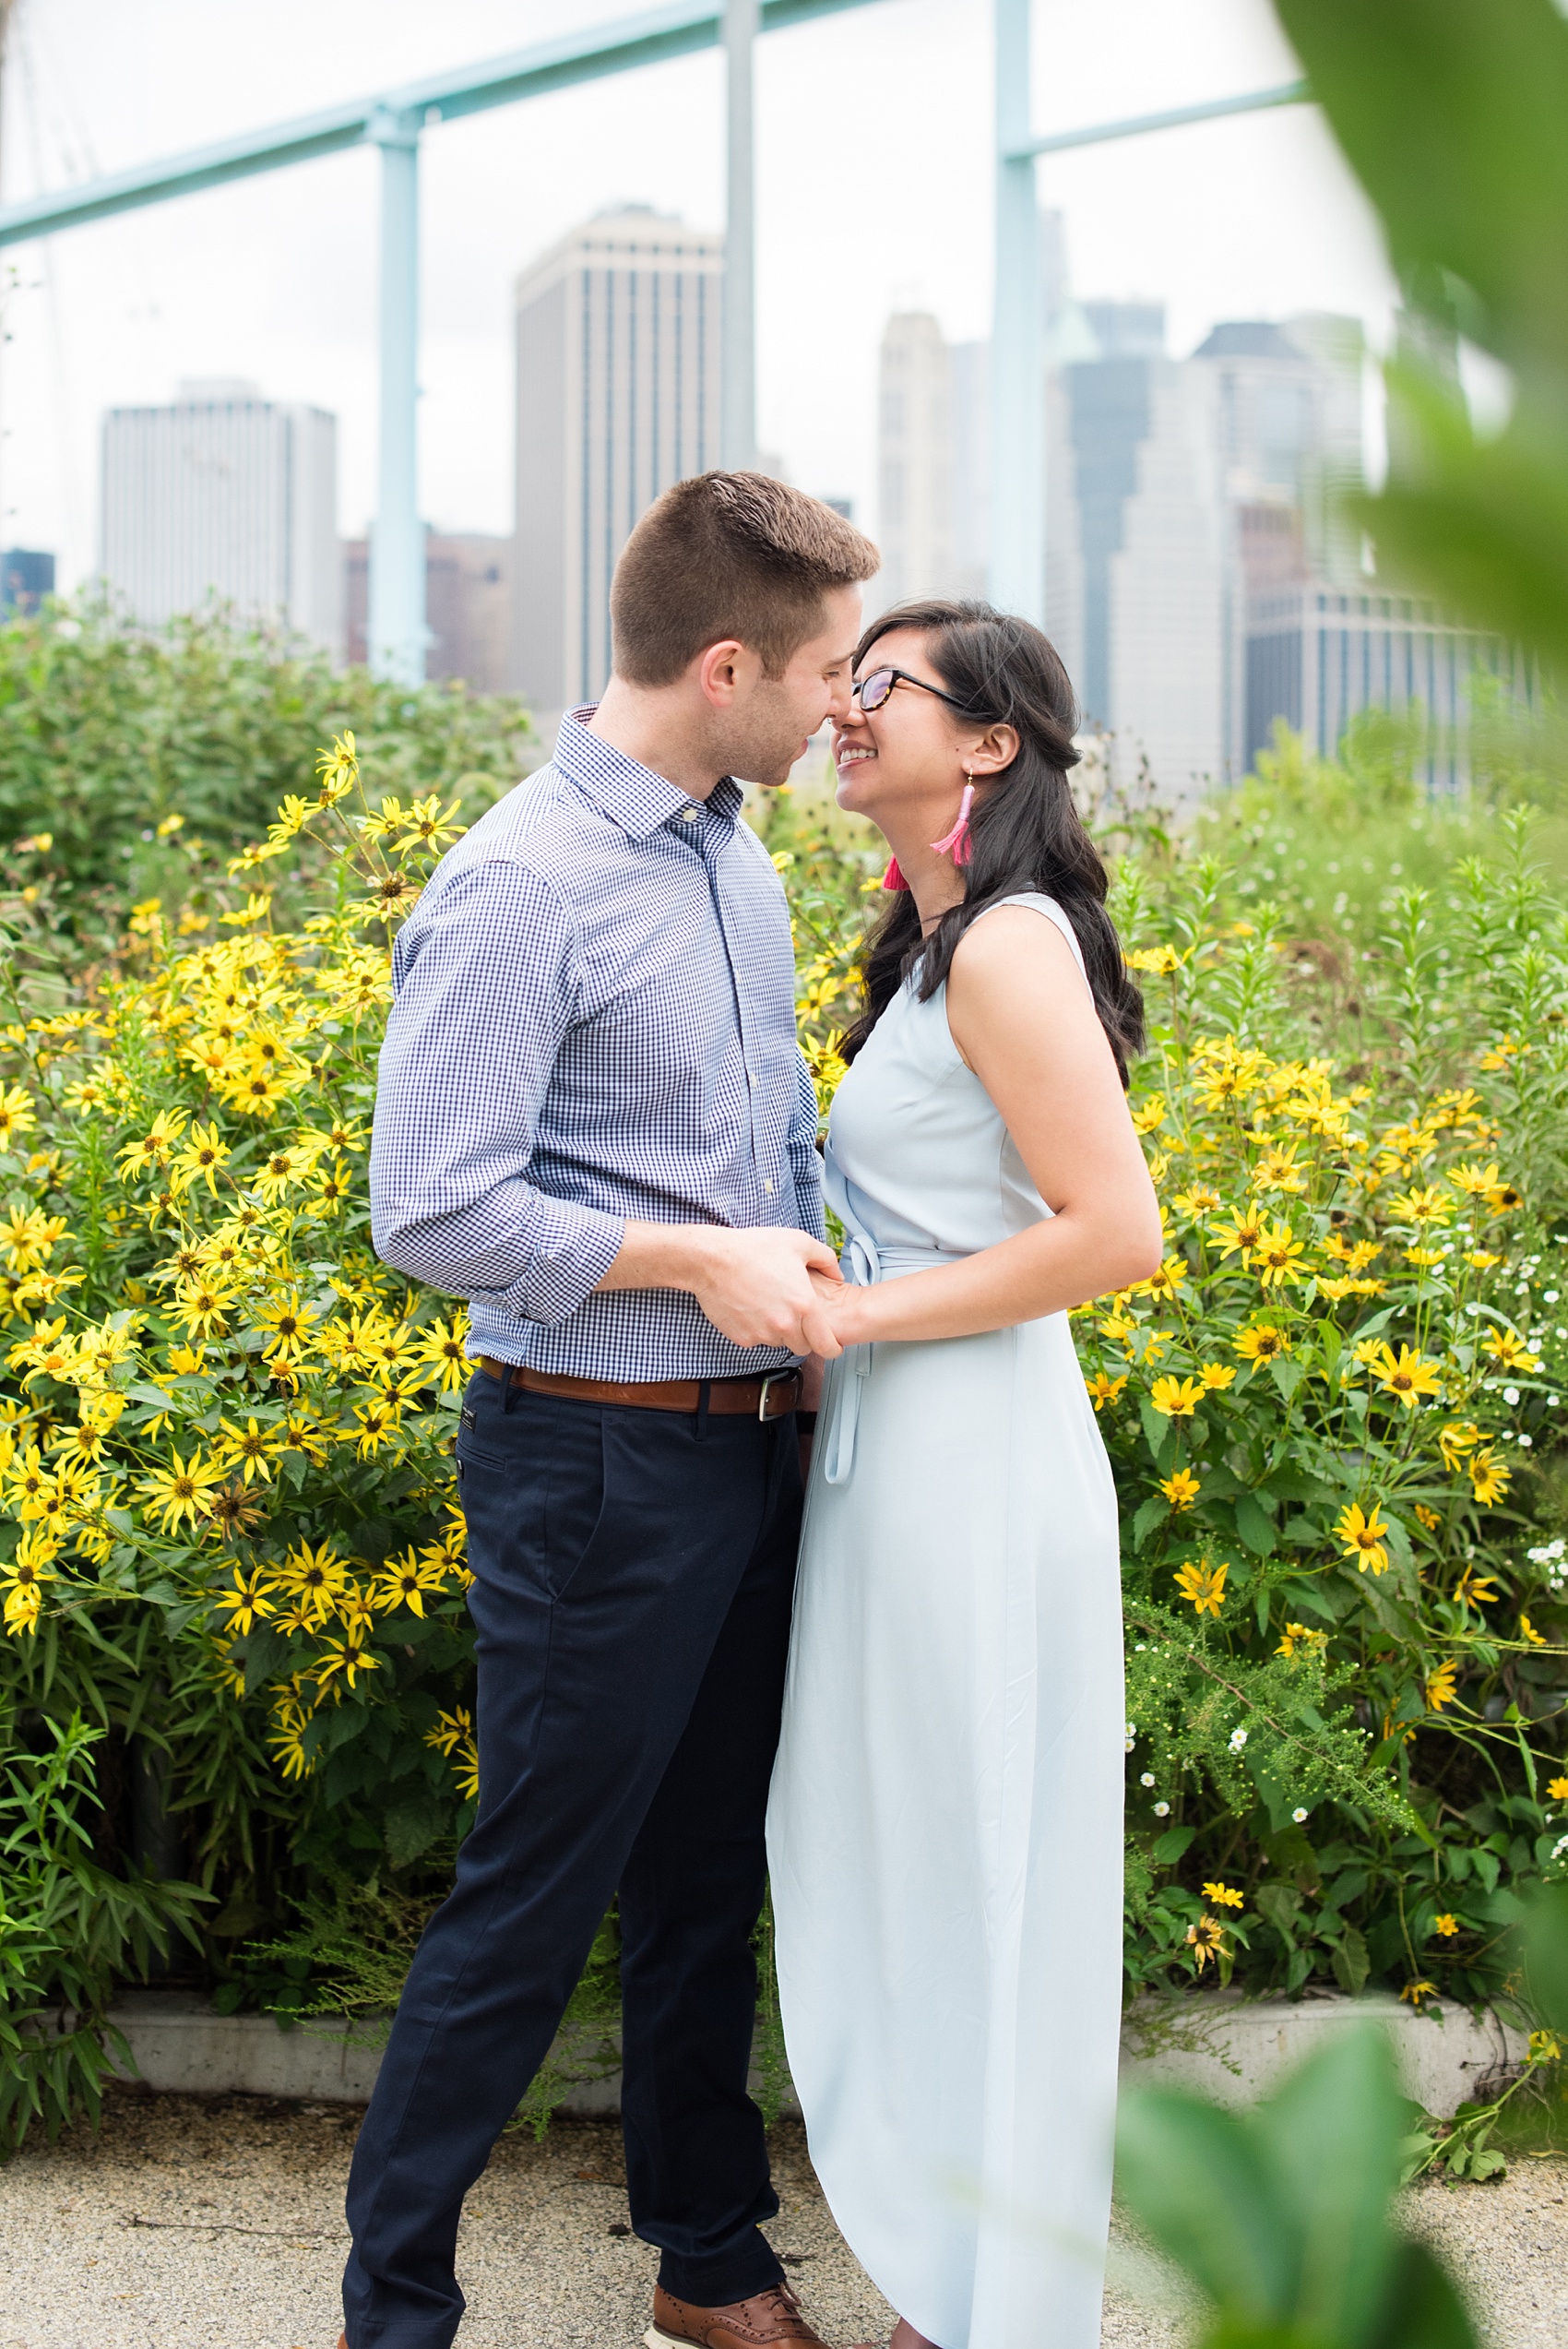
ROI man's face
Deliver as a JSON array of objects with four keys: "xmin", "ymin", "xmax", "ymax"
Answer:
[{"xmin": 717, "ymin": 584, "xmax": 862, "ymax": 789}]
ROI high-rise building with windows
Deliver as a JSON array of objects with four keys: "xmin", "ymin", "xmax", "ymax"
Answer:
[
  {"xmin": 512, "ymin": 208, "xmax": 723, "ymax": 718},
  {"xmin": 99, "ymin": 381, "xmax": 339, "ymax": 651}
]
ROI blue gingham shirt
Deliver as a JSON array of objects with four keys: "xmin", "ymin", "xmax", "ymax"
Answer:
[{"xmin": 369, "ymin": 707, "xmax": 825, "ymax": 1378}]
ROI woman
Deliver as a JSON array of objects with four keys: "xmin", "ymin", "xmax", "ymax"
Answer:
[{"xmin": 766, "ymin": 602, "xmax": 1159, "ymax": 2349}]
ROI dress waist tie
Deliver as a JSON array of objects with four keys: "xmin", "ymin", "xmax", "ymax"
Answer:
[{"xmin": 819, "ymin": 1228, "xmax": 968, "ymax": 1486}]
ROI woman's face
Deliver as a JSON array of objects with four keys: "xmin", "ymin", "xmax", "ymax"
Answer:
[{"xmin": 832, "ymin": 627, "xmax": 976, "ymax": 833}]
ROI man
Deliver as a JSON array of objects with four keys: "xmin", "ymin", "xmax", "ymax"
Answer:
[{"xmin": 345, "ymin": 472, "xmax": 880, "ymax": 2349}]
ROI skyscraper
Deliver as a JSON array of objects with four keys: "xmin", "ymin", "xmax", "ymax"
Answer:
[
  {"xmin": 875, "ymin": 316, "xmax": 991, "ymax": 613},
  {"xmin": 100, "ymin": 382, "xmax": 339, "ymax": 651},
  {"xmin": 513, "ymin": 208, "xmax": 723, "ymax": 718}
]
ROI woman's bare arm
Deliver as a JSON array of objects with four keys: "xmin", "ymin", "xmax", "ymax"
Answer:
[{"xmin": 815, "ymin": 906, "xmax": 1161, "ymax": 1347}]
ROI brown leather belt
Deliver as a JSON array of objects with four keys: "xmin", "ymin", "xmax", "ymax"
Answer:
[{"xmin": 478, "ymin": 1359, "xmax": 802, "ymax": 1422}]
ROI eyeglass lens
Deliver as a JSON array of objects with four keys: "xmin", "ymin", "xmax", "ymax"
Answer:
[{"xmin": 856, "ymin": 670, "xmax": 894, "ymax": 710}]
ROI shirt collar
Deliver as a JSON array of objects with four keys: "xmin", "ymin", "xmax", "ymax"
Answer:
[{"xmin": 556, "ymin": 706, "xmax": 742, "ymax": 841}]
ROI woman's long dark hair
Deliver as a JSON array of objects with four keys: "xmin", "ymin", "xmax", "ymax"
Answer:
[{"xmin": 840, "ymin": 599, "xmax": 1145, "ymax": 1086}]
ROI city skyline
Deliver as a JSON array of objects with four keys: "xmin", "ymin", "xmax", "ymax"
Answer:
[{"xmin": 1, "ymin": 0, "xmax": 1399, "ymax": 592}]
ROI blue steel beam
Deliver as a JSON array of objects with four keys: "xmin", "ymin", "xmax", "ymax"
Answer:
[
  {"xmin": 1010, "ymin": 78, "xmax": 1310, "ymax": 161},
  {"xmin": 0, "ymin": 0, "xmax": 887, "ymax": 249}
]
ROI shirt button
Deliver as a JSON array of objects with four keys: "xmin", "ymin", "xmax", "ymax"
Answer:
[
  {"xmin": 763, "ymin": 1178, "xmax": 775, "ymax": 1194},
  {"xmin": 748, "ymin": 1072, "xmax": 757, "ymax": 1091},
  {"xmin": 679, "ymin": 805, "xmax": 700, "ymax": 823}
]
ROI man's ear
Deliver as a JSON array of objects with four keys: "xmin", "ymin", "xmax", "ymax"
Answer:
[{"xmin": 696, "ymin": 638, "xmax": 750, "ymax": 709}]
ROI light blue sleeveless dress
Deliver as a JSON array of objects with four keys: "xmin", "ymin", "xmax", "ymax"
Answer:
[{"xmin": 766, "ymin": 895, "xmax": 1124, "ymax": 2349}]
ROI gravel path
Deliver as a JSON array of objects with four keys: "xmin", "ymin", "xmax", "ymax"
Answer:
[{"xmin": 0, "ymin": 2088, "xmax": 1562, "ymax": 2349}]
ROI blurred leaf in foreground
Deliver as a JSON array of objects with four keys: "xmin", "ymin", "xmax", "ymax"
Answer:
[
  {"xmin": 1274, "ymin": 0, "xmax": 1568, "ymax": 674},
  {"xmin": 1115, "ymin": 2023, "xmax": 1479, "ymax": 2348}
]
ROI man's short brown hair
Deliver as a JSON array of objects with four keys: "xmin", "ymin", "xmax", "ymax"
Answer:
[{"xmin": 611, "ymin": 471, "xmax": 880, "ymax": 685}]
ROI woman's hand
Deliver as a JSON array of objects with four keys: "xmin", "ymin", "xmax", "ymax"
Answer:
[{"xmin": 807, "ymin": 1269, "xmax": 874, "ymax": 1347}]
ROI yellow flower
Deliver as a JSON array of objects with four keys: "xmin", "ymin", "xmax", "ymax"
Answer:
[
  {"xmin": 413, "ymin": 1314, "xmax": 471, "ymax": 1392},
  {"xmin": 1234, "ymin": 1324, "xmax": 1290, "ymax": 1363},
  {"xmin": 1252, "ymin": 1144, "xmax": 1306, "ymax": 1194},
  {"xmin": 252, "ymin": 1291, "xmax": 317, "ymax": 1368},
  {"xmin": 212, "ymin": 1564, "xmax": 279, "ymax": 1637},
  {"xmin": 169, "ymin": 1122, "xmax": 231, "ymax": 1198},
  {"xmin": 1529, "ymin": 2028, "xmax": 1563, "ymax": 2064},
  {"xmin": 216, "ymin": 1416, "xmax": 287, "ymax": 1486},
  {"xmin": 0, "ymin": 1083, "xmax": 37, "ymax": 1148},
  {"xmin": 315, "ymin": 730, "xmax": 360, "ymax": 805},
  {"xmin": 310, "ymin": 1157, "xmax": 353, "ymax": 1214},
  {"xmin": 1547, "ymin": 1776, "xmax": 1568, "ymax": 1802},
  {"xmin": 1203, "ymin": 1881, "xmax": 1244, "ymax": 1910},
  {"xmin": 274, "ymin": 1538, "xmax": 350, "ymax": 1623},
  {"xmin": 1438, "ymin": 1420, "xmax": 1480, "ymax": 1472},
  {"xmin": 1336, "ymin": 1500, "xmax": 1391, "ymax": 1577},
  {"xmin": 425, "ymin": 1706, "xmax": 481, "ymax": 1801},
  {"xmin": 1098, "ymin": 1309, "xmax": 1137, "ymax": 1348},
  {"xmin": 1211, "ymin": 1209, "xmax": 1266, "ymax": 1260},
  {"xmin": 1413, "ymin": 1503, "xmax": 1441, "ymax": 1531},
  {"xmin": 1171, "ymin": 1187, "xmax": 1220, "ymax": 1221},
  {"xmin": 1468, "ymin": 1449, "xmax": 1511, "ymax": 1508},
  {"xmin": 116, "ymin": 1107, "xmax": 187, "ymax": 1179},
  {"xmin": 313, "ymin": 1633, "xmax": 382, "ymax": 1694},
  {"xmin": 1486, "ymin": 1182, "xmax": 1524, "ymax": 1215},
  {"xmin": 1198, "ymin": 1362, "xmax": 1236, "ymax": 1390},
  {"xmin": 1448, "ymin": 1160, "xmax": 1501, "ymax": 1198},
  {"xmin": 1185, "ymin": 1914, "xmax": 1228, "ymax": 1973},
  {"xmin": 1159, "ymin": 1469, "xmax": 1201, "ymax": 1511},
  {"xmin": 1367, "ymin": 1343, "xmax": 1442, "ymax": 1411},
  {"xmin": 1276, "ymin": 1621, "xmax": 1327, "ymax": 1660},
  {"xmin": 1125, "ymin": 945, "xmax": 1181, "ymax": 975},
  {"xmin": 1482, "ymin": 1327, "xmax": 1541, "ymax": 1373},
  {"xmin": 1387, "ymin": 1186, "xmax": 1453, "ymax": 1226},
  {"xmin": 1464, "ymin": 1250, "xmax": 1502, "ymax": 1271},
  {"xmin": 267, "ymin": 1694, "xmax": 316, "ymax": 1781},
  {"xmin": 1401, "ymin": 1980, "xmax": 1439, "ymax": 2007},
  {"xmin": 1174, "ymin": 1557, "xmax": 1227, "ymax": 1617},
  {"xmin": 1453, "ymin": 1568, "xmax": 1498, "ymax": 1611},
  {"xmin": 221, "ymin": 1062, "xmax": 292, "ymax": 1118},
  {"xmin": 1253, "ymin": 1219, "xmax": 1308, "ymax": 1288},
  {"xmin": 138, "ymin": 1447, "xmax": 228, "ymax": 1534},
  {"xmin": 1520, "ymin": 1615, "xmax": 1547, "ymax": 1648},
  {"xmin": 392, "ymin": 794, "xmax": 467, "ymax": 859},
  {"xmin": 1140, "ymin": 1254, "xmax": 1187, "ymax": 1302},
  {"xmin": 350, "ymin": 1399, "xmax": 402, "ymax": 1459},
  {"xmin": 370, "ymin": 1547, "xmax": 448, "ymax": 1618},
  {"xmin": 1086, "ymin": 1372, "xmax": 1127, "ymax": 1412},
  {"xmin": 170, "ymin": 1276, "xmax": 237, "ymax": 1340},
  {"xmin": 1403, "ymin": 1246, "xmax": 1444, "ymax": 1269},
  {"xmin": 1150, "ymin": 1376, "xmax": 1202, "ymax": 1419},
  {"xmin": 1425, "ymin": 1658, "xmax": 1458, "ymax": 1711}
]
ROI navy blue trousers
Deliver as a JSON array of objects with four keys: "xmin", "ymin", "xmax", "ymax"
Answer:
[{"xmin": 342, "ymin": 1375, "xmax": 802, "ymax": 2346}]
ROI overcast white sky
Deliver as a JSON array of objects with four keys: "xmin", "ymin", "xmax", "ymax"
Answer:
[{"xmin": 1, "ymin": 0, "xmax": 1398, "ymax": 586}]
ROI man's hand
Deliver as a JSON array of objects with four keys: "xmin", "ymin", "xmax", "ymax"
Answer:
[{"xmin": 600, "ymin": 1222, "xmax": 844, "ymax": 1356}]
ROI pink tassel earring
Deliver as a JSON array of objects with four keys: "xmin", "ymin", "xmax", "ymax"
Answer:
[
  {"xmin": 881, "ymin": 855, "xmax": 909, "ymax": 892},
  {"xmin": 931, "ymin": 777, "xmax": 975, "ymax": 867}
]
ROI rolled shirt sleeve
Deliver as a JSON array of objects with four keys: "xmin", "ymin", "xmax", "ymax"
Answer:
[{"xmin": 369, "ymin": 862, "xmax": 626, "ymax": 1326}]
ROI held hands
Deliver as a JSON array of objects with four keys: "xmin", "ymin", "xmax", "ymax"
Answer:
[
  {"xmin": 691, "ymin": 1228, "xmax": 847, "ymax": 1357},
  {"xmin": 807, "ymin": 1266, "xmax": 871, "ymax": 1348}
]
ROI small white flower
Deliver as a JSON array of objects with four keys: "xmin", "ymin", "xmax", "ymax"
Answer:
[
  {"xmin": 1504, "ymin": 1386, "xmax": 1521, "ymax": 1404},
  {"xmin": 1554, "ymin": 1833, "xmax": 1568, "ymax": 1862},
  {"xmin": 1140, "ymin": 1771, "xmax": 1155, "ymax": 1788},
  {"xmin": 1124, "ymin": 1737, "xmax": 1135, "ymax": 1753},
  {"xmin": 1229, "ymin": 1726, "xmax": 1249, "ymax": 1751},
  {"xmin": 1154, "ymin": 1801, "xmax": 1170, "ymax": 1818},
  {"xmin": 1292, "ymin": 1807, "xmax": 1309, "ymax": 1824},
  {"xmin": 1545, "ymin": 1291, "xmax": 1560, "ymax": 1305},
  {"xmin": 1518, "ymin": 1433, "xmax": 1534, "ymax": 1449}
]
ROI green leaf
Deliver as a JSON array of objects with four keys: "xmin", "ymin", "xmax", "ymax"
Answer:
[
  {"xmin": 1363, "ymin": 2236, "xmax": 1481, "ymax": 2349},
  {"xmin": 383, "ymin": 1794, "xmax": 446, "ymax": 1869},
  {"xmin": 1134, "ymin": 1495, "xmax": 1172, "ymax": 1551},
  {"xmin": 1153, "ymin": 1824, "xmax": 1196, "ymax": 1865},
  {"xmin": 1256, "ymin": 2024, "xmax": 1403, "ymax": 2345},
  {"xmin": 1115, "ymin": 2088, "xmax": 1293, "ymax": 2324},
  {"xmin": 1329, "ymin": 1923, "xmax": 1372, "ymax": 1997},
  {"xmin": 1269, "ymin": 1359, "xmax": 1305, "ymax": 1403},
  {"xmin": 242, "ymin": 1623, "xmax": 290, "ymax": 1697},
  {"xmin": 1235, "ymin": 1496, "xmax": 1278, "ymax": 1556}
]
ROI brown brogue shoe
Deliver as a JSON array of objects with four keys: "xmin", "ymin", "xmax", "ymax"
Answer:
[{"xmin": 646, "ymin": 2279, "xmax": 867, "ymax": 2349}]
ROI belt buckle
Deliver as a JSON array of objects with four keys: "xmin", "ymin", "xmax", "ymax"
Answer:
[{"xmin": 757, "ymin": 1371, "xmax": 790, "ymax": 1423}]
